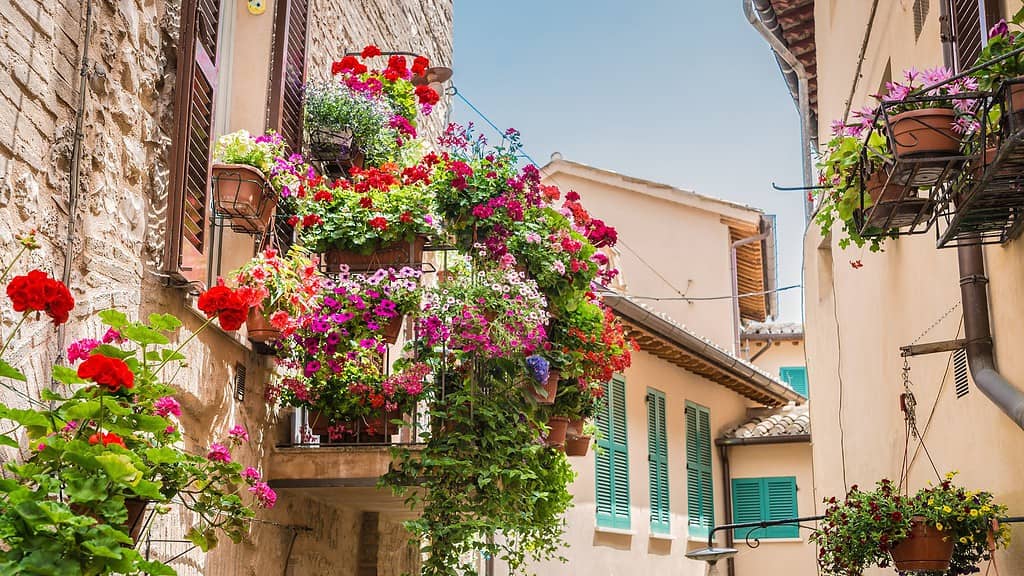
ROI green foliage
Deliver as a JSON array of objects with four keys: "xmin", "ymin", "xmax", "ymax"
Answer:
[
  {"xmin": 214, "ymin": 130, "xmax": 288, "ymax": 177},
  {"xmin": 304, "ymin": 81, "xmax": 410, "ymax": 167}
]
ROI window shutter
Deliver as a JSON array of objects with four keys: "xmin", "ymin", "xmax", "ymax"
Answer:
[
  {"xmin": 647, "ymin": 389, "xmax": 670, "ymax": 534},
  {"xmin": 949, "ymin": 0, "xmax": 1002, "ymax": 71},
  {"xmin": 268, "ymin": 0, "xmax": 310, "ymax": 152},
  {"xmin": 764, "ymin": 477, "xmax": 799, "ymax": 538},
  {"xmin": 596, "ymin": 376, "xmax": 630, "ymax": 529},
  {"xmin": 779, "ymin": 367, "xmax": 808, "ymax": 397},
  {"xmin": 165, "ymin": 0, "xmax": 220, "ymax": 284},
  {"xmin": 686, "ymin": 402, "xmax": 714, "ymax": 538},
  {"xmin": 731, "ymin": 477, "xmax": 798, "ymax": 540},
  {"xmin": 731, "ymin": 478, "xmax": 763, "ymax": 539}
]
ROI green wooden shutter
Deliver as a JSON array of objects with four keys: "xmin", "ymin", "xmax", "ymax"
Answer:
[
  {"xmin": 596, "ymin": 376, "xmax": 630, "ymax": 529},
  {"xmin": 779, "ymin": 367, "xmax": 808, "ymax": 397},
  {"xmin": 647, "ymin": 389, "xmax": 669, "ymax": 534},
  {"xmin": 731, "ymin": 477, "xmax": 798, "ymax": 540},
  {"xmin": 686, "ymin": 401, "xmax": 713, "ymax": 538}
]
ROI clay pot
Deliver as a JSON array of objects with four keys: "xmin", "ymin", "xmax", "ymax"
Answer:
[
  {"xmin": 545, "ymin": 415, "xmax": 569, "ymax": 448},
  {"xmin": 890, "ymin": 108, "xmax": 959, "ymax": 158},
  {"xmin": 322, "ymin": 236, "xmax": 427, "ymax": 273},
  {"xmin": 246, "ymin": 308, "xmax": 282, "ymax": 343},
  {"xmin": 72, "ymin": 498, "xmax": 149, "ymax": 543},
  {"xmin": 1008, "ymin": 79, "xmax": 1024, "ymax": 117},
  {"xmin": 864, "ymin": 170, "xmax": 913, "ymax": 204},
  {"xmin": 565, "ymin": 435, "xmax": 592, "ymax": 457},
  {"xmin": 212, "ymin": 164, "xmax": 276, "ymax": 233},
  {"xmin": 528, "ymin": 369, "xmax": 559, "ymax": 405},
  {"xmin": 381, "ymin": 314, "xmax": 405, "ymax": 344},
  {"xmin": 567, "ymin": 418, "xmax": 584, "ymax": 438},
  {"xmin": 890, "ymin": 517, "xmax": 955, "ymax": 572}
]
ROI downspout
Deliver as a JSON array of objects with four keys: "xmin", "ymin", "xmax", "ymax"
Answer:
[
  {"xmin": 731, "ymin": 232, "xmax": 769, "ymax": 357},
  {"xmin": 744, "ymin": 0, "xmax": 815, "ymax": 221},
  {"xmin": 718, "ymin": 444, "xmax": 736, "ymax": 576},
  {"xmin": 748, "ymin": 337, "xmax": 773, "ymax": 363},
  {"xmin": 940, "ymin": 0, "xmax": 1024, "ymax": 430}
]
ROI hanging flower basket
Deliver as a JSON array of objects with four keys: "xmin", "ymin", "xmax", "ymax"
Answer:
[
  {"xmin": 307, "ymin": 128, "xmax": 365, "ymax": 176},
  {"xmin": 527, "ymin": 369, "xmax": 559, "ymax": 405},
  {"xmin": 322, "ymin": 236, "xmax": 427, "ymax": 273},
  {"xmin": 545, "ymin": 415, "xmax": 569, "ymax": 448},
  {"xmin": 564, "ymin": 435, "xmax": 591, "ymax": 457},
  {"xmin": 381, "ymin": 314, "xmax": 405, "ymax": 344},
  {"xmin": 890, "ymin": 516, "xmax": 955, "ymax": 573},
  {"xmin": 211, "ymin": 164, "xmax": 278, "ymax": 234},
  {"xmin": 889, "ymin": 108, "xmax": 960, "ymax": 158},
  {"xmin": 864, "ymin": 169, "xmax": 913, "ymax": 204},
  {"xmin": 567, "ymin": 418, "xmax": 584, "ymax": 438},
  {"xmin": 246, "ymin": 308, "xmax": 282, "ymax": 343}
]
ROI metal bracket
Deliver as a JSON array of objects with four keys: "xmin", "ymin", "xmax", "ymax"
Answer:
[{"xmin": 900, "ymin": 338, "xmax": 968, "ymax": 357}]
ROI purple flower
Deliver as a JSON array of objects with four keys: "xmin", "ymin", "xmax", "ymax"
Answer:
[
  {"xmin": 207, "ymin": 443, "xmax": 232, "ymax": 463},
  {"xmin": 154, "ymin": 396, "xmax": 182, "ymax": 418},
  {"xmin": 242, "ymin": 466, "xmax": 261, "ymax": 482},
  {"xmin": 990, "ymin": 19, "xmax": 1009, "ymax": 39},
  {"xmin": 525, "ymin": 355, "xmax": 550, "ymax": 384},
  {"xmin": 228, "ymin": 425, "xmax": 249, "ymax": 442},
  {"xmin": 359, "ymin": 338, "xmax": 376, "ymax": 349},
  {"xmin": 304, "ymin": 361, "xmax": 322, "ymax": 377}
]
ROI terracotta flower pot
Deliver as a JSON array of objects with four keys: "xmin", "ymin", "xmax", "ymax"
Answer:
[
  {"xmin": 246, "ymin": 308, "xmax": 282, "ymax": 343},
  {"xmin": 545, "ymin": 415, "xmax": 569, "ymax": 448},
  {"xmin": 125, "ymin": 498, "xmax": 150, "ymax": 542},
  {"xmin": 381, "ymin": 314, "xmax": 406, "ymax": 344},
  {"xmin": 1008, "ymin": 78, "xmax": 1024, "ymax": 116},
  {"xmin": 212, "ymin": 164, "xmax": 276, "ymax": 232},
  {"xmin": 864, "ymin": 170, "xmax": 913, "ymax": 204},
  {"xmin": 323, "ymin": 236, "xmax": 427, "ymax": 273},
  {"xmin": 308, "ymin": 129, "xmax": 364, "ymax": 176},
  {"xmin": 567, "ymin": 418, "xmax": 584, "ymax": 438},
  {"xmin": 890, "ymin": 517, "xmax": 955, "ymax": 572},
  {"xmin": 890, "ymin": 108, "xmax": 959, "ymax": 158},
  {"xmin": 528, "ymin": 369, "xmax": 559, "ymax": 405},
  {"xmin": 565, "ymin": 435, "xmax": 591, "ymax": 457}
]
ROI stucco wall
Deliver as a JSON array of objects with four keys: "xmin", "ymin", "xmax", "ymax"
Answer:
[
  {"xmin": 807, "ymin": 1, "xmax": 1024, "ymax": 573},
  {"xmin": 745, "ymin": 338, "xmax": 805, "ymax": 382},
  {"xmin": 0, "ymin": 0, "xmax": 450, "ymax": 573},
  {"xmin": 727, "ymin": 442, "xmax": 816, "ymax": 576}
]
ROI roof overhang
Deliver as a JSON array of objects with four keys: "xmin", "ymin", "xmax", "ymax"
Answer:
[
  {"xmin": 604, "ymin": 294, "xmax": 805, "ymax": 407},
  {"xmin": 716, "ymin": 434, "xmax": 811, "ymax": 446},
  {"xmin": 763, "ymin": 0, "xmax": 818, "ymax": 124}
]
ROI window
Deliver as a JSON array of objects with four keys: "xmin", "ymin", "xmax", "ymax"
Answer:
[
  {"xmin": 685, "ymin": 401, "xmax": 713, "ymax": 538},
  {"xmin": 596, "ymin": 376, "xmax": 629, "ymax": 529},
  {"xmin": 646, "ymin": 389, "xmax": 669, "ymax": 534},
  {"xmin": 949, "ymin": 0, "xmax": 1002, "ymax": 72},
  {"xmin": 779, "ymin": 367, "xmax": 808, "ymax": 397},
  {"xmin": 731, "ymin": 477, "xmax": 799, "ymax": 539},
  {"xmin": 164, "ymin": 0, "xmax": 222, "ymax": 285}
]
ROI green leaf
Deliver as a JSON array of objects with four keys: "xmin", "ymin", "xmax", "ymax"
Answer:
[
  {"xmin": 91, "ymin": 344, "xmax": 135, "ymax": 359},
  {"xmin": 95, "ymin": 453, "xmax": 142, "ymax": 485},
  {"xmin": 186, "ymin": 526, "xmax": 211, "ymax": 552},
  {"xmin": 63, "ymin": 401, "xmax": 102, "ymax": 422},
  {"xmin": 160, "ymin": 348, "xmax": 187, "ymax": 363},
  {"xmin": 99, "ymin": 309, "xmax": 129, "ymax": 329},
  {"xmin": 138, "ymin": 560, "xmax": 178, "ymax": 576},
  {"xmin": 121, "ymin": 325, "xmax": 169, "ymax": 346},
  {"xmin": 0, "ymin": 434, "xmax": 18, "ymax": 448},
  {"xmin": 39, "ymin": 389, "xmax": 68, "ymax": 401},
  {"xmin": 66, "ymin": 476, "xmax": 109, "ymax": 503},
  {"xmin": 0, "ymin": 358, "xmax": 26, "ymax": 382},
  {"xmin": 132, "ymin": 479, "xmax": 166, "ymax": 500},
  {"xmin": 144, "ymin": 446, "xmax": 179, "ymax": 465},
  {"xmin": 134, "ymin": 414, "xmax": 172, "ymax": 434},
  {"xmin": 148, "ymin": 313, "xmax": 182, "ymax": 332},
  {"xmin": 52, "ymin": 365, "xmax": 86, "ymax": 385},
  {"xmin": 0, "ymin": 407, "xmax": 52, "ymax": 429}
]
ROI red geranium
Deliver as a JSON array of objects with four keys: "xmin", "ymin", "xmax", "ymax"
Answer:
[
  {"xmin": 369, "ymin": 217, "xmax": 389, "ymax": 231},
  {"xmin": 415, "ymin": 85, "xmax": 440, "ymax": 106},
  {"xmin": 197, "ymin": 285, "xmax": 252, "ymax": 331},
  {"xmin": 89, "ymin": 432, "xmax": 126, "ymax": 448},
  {"xmin": 78, "ymin": 354, "xmax": 135, "ymax": 392},
  {"xmin": 361, "ymin": 45, "xmax": 382, "ymax": 58},
  {"xmin": 412, "ymin": 55, "xmax": 430, "ymax": 77},
  {"xmin": 6, "ymin": 270, "xmax": 74, "ymax": 325},
  {"xmin": 386, "ymin": 54, "xmax": 408, "ymax": 77},
  {"xmin": 332, "ymin": 55, "xmax": 366, "ymax": 75}
]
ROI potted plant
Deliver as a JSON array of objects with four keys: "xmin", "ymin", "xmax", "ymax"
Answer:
[
  {"xmin": 290, "ymin": 164, "xmax": 437, "ymax": 271},
  {"xmin": 566, "ymin": 421, "xmax": 598, "ymax": 457},
  {"xmin": 972, "ymin": 11, "xmax": 1024, "ymax": 113},
  {"xmin": 546, "ymin": 297, "xmax": 633, "ymax": 384},
  {"xmin": 212, "ymin": 130, "xmax": 290, "ymax": 233},
  {"xmin": 880, "ymin": 67, "xmax": 981, "ymax": 158},
  {"xmin": 231, "ymin": 247, "xmax": 322, "ymax": 344},
  {"xmin": 812, "ymin": 475, "xmax": 1009, "ymax": 576}
]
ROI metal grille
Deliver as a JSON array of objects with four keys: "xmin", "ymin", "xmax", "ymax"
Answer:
[
  {"xmin": 234, "ymin": 363, "xmax": 246, "ymax": 402},
  {"xmin": 954, "ymin": 349, "xmax": 969, "ymax": 398},
  {"xmin": 950, "ymin": 0, "xmax": 983, "ymax": 71},
  {"xmin": 914, "ymin": 0, "xmax": 929, "ymax": 40}
]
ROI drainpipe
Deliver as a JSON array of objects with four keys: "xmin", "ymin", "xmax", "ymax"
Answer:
[
  {"xmin": 732, "ymin": 232, "xmax": 769, "ymax": 357},
  {"xmin": 940, "ymin": 1, "xmax": 1024, "ymax": 430},
  {"xmin": 744, "ymin": 0, "xmax": 815, "ymax": 221},
  {"xmin": 718, "ymin": 444, "xmax": 736, "ymax": 576},
  {"xmin": 748, "ymin": 337, "xmax": 773, "ymax": 363}
]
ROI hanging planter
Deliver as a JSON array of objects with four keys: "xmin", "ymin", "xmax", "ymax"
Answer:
[
  {"xmin": 527, "ymin": 369, "xmax": 559, "ymax": 405},
  {"xmin": 246, "ymin": 308, "xmax": 282, "ymax": 343},
  {"xmin": 564, "ymin": 435, "xmax": 591, "ymax": 457},
  {"xmin": 381, "ymin": 314, "xmax": 405, "ymax": 344},
  {"xmin": 567, "ymin": 418, "xmax": 584, "ymax": 438},
  {"xmin": 211, "ymin": 164, "xmax": 278, "ymax": 234},
  {"xmin": 322, "ymin": 236, "xmax": 427, "ymax": 273},
  {"xmin": 889, "ymin": 108, "xmax": 960, "ymax": 158},
  {"xmin": 545, "ymin": 415, "xmax": 569, "ymax": 448},
  {"xmin": 864, "ymin": 169, "xmax": 914, "ymax": 204},
  {"xmin": 889, "ymin": 517, "xmax": 955, "ymax": 573},
  {"xmin": 307, "ymin": 127, "xmax": 365, "ymax": 176}
]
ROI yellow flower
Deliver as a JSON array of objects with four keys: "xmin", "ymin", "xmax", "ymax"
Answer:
[
  {"xmin": 936, "ymin": 522, "xmax": 944, "ymax": 531},
  {"xmin": 982, "ymin": 505, "xmax": 991, "ymax": 513},
  {"xmin": 929, "ymin": 498, "xmax": 935, "ymax": 506},
  {"xmin": 946, "ymin": 471, "xmax": 957, "ymax": 480},
  {"xmin": 970, "ymin": 509, "xmax": 979, "ymax": 517},
  {"xmin": 943, "ymin": 506, "xmax": 952, "ymax": 513},
  {"xmin": 960, "ymin": 537, "xmax": 969, "ymax": 544}
]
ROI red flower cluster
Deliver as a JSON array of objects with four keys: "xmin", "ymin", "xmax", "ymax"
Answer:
[
  {"xmin": 6, "ymin": 270, "xmax": 75, "ymax": 325},
  {"xmin": 369, "ymin": 216, "xmax": 389, "ymax": 231},
  {"xmin": 331, "ymin": 55, "xmax": 367, "ymax": 75},
  {"xmin": 197, "ymin": 285, "xmax": 252, "ymax": 331},
  {"xmin": 361, "ymin": 45, "xmax": 382, "ymax": 58},
  {"xmin": 412, "ymin": 56, "xmax": 430, "ymax": 77},
  {"xmin": 415, "ymin": 85, "xmax": 440, "ymax": 106},
  {"xmin": 78, "ymin": 354, "xmax": 135, "ymax": 392},
  {"xmin": 89, "ymin": 432, "xmax": 126, "ymax": 448}
]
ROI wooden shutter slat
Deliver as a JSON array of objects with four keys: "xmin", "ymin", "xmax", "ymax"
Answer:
[
  {"xmin": 648, "ymin": 389, "xmax": 670, "ymax": 533},
  {"xmin": 268, "ymin": 0, "xmax": 309, "ymax": 152},
  {"xmin": 686, "ymin": 402, "xmax": 714, "ymax": 538}
]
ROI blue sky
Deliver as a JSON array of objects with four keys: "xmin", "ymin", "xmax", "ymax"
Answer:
[{"xmin": 450, "ymin": 0, "xmax": 806, "ymax": 322}]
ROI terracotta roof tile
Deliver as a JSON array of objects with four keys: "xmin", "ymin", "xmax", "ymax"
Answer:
[{"xmin": 723, "ymin": 403, "xmax": 810, "ymax": 439}]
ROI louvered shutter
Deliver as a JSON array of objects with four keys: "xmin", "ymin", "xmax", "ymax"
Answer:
[
  {"xmin": 764, "ymin": 477, "xmax": 799, "ymax": 538},
  {"xmin": 268, "ymin": 0, "xmax": 309, "ymax": 151},
  {"xmin": 779, "ymin": 367, "xmax": 808, "ymax": 397},
  {"xmin": 731, "ymin": 478, "xmax": 763, "ymax": 539},
  {"xmin": 596, "ymin": 376, "xmax": 630, "ymax": 529},
  {"xmin": 950, "ymin": 0, "xmax": 1002, "ymax": 71},
  {"xmin": 165, "ymin": 0, "xmax": 220, "ymax": 284},
  {"xmin": 647, "ymin": 389, "xmax": 670, "ymax": 534},
  {"xmin": 686, "ymin": 401, "xmax": 714, "ymax": 538}
]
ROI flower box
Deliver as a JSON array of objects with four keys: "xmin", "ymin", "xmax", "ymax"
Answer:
[
  {"xmin": 322, "ymin": 236, "xmax": 427, "ymax": 273},
  {"xmin": 246, "ymin": 308, "xmax": 282, "ymax": 343},
  {"xmin": 211, "ymin": 163, "xmax": 277, "ymax": 234},
  {"xmin": 564, "ymin": 435, "xmax": 591, "ymax": 457},
  {"xmin": 307, "ymin": 127, "xmax": 365, "ymax": 176}
]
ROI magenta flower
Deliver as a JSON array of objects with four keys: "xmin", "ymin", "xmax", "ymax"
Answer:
[
  {"xmin": 207, "ymin": 443, "xmax": 232, "ymax": 463},
  {"xmin": 101, "ymin": 328, "xmax": 123, "ymax": 344},
  {"xmin": 154, "ymin": 396, "xmax": 182, "ymax": 418},
  {"xmin": 165, "ymin": 425, "xmax": 176, "ymax": 434},
  {"xmin": 67, "ymin": 338, "xmax": 100, "ymax": 362},
  {"xmin": 228, "ymin": 425, "xmax": 250, "ymax": 442},
  {"xmin": 242, "ymin": 466, "xmax": 261, "ymax": 482},
  {"xmin": 248, "ymin": 481, "xmax": 277, "ymax": 508}
]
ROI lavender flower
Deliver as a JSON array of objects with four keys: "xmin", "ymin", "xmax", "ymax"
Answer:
[{"xmin": 526, "ymin": 355, "xmax": 550, "ymax": 384}]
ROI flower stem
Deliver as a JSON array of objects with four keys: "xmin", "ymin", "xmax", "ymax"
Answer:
[
  {"xmin": 0, "ymin": 314, "xmax": 29, "ymax": 358},
  {"xmin": 154, "ymin": 314, "xmax": 216, "ymax": 375},
  {"xmin": 0, "ymin": 245, "xmax": 28, "ymax": 285}
]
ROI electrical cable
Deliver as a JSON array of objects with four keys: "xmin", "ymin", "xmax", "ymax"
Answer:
[
  {"xmin": 830, "ymin": 267, "xmax": 848, "ymax": 492},
  {"xmin": 620, "ymin": 284, "xmax": 802, "ymax": 302}
]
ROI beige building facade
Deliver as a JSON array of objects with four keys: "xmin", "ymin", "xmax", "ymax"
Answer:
[
  {"xmin": 754, "ymin": 0, "xmax": 1024, "ymax": 574},
  {"xmin": 0, "ymin": 0, "xmax": 450, "ymax": 573}
]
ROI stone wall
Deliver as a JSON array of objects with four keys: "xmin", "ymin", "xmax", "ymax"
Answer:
[{"xmin": 0, "ymin": 0, "xmax": 451, "ymax": 573}]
